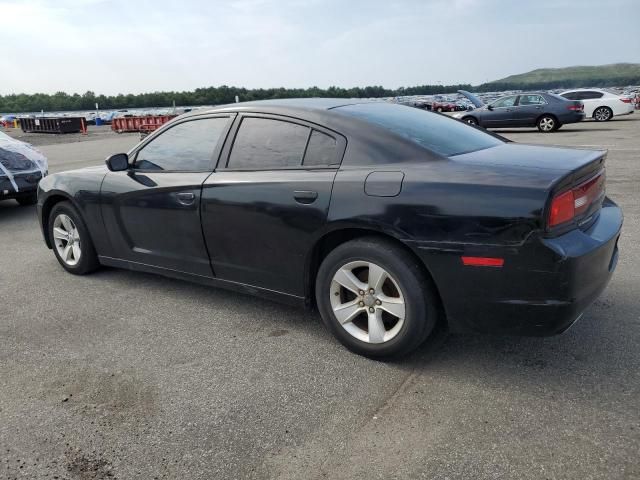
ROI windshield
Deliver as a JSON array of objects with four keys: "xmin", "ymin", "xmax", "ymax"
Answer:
[{"xmin": 336, "ymin": 102, "xmax": 503, "ymax": 157}]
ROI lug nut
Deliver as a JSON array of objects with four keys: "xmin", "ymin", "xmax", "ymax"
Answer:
[
  {"xmin": 359, "ymin": 301, "xmax": 365, "ymax": 307},
  {"xmin": 369, "ymin": 307, "xmax": 375, "ymax": 313},
  {"xmin": 376, "ymin": 299, "xmax": 381, "ymax": 305},
  {"xmin": 359, "ymin": 290, "xmax": 364, "ymax": 296},
  {"xmin": 334, "ymin": 291, "xmax": 340, "ymax": 296},
  {"xmin": 369, "ymin": 288, "xmax": 375, "ymax": 294}
]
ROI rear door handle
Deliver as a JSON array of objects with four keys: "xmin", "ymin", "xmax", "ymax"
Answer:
[
  {"xmin": 177, "ymin": 192, "xmax": 196, "ymax": 205},
  {"xmin": 294, "ymin": 190, "xmax": 318, "ymax": 204}
]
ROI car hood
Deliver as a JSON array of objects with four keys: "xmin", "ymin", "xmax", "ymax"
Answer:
[{"xmin": 458, "ymin": 90, "xmax": 484, "ymax": 108}]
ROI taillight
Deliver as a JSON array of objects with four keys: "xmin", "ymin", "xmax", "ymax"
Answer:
[
  {"xmin": 567, "ymin": 103, "xmax": 583, "ymax": 111},
  {"xmin": 621, "ymin": 98, "xmax": 632, "ymax": 103},
  {"xmin": 549, "ymin": 190, "xmax": 575, "ymax": 227},
  {"xmin": 548, "ymin": 171, "xmax": 605, "ymax": 228}
]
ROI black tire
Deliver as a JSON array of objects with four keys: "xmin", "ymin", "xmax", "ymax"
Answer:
[
  {"xmin": 462, "ymin": 116, "xmax": 478, "ymax": 126},
  {"xmin": 49, "ymin": 201, "xmax": 100, "ymax": 275},
  {"xmin": 315, "ymin": 237, "xmax": 439, "ymax": 359},
  {"xmin": 536, "ymin": 114, "xmax": 558, "ymax": 133},
  {"xmin": 16, "ymin": 193, "xmax": 37, "ymax": 206},
  {"xmin": 436, "ymin": 107, "xmax": 443, "ymax": 112},
  {"xmin": 593, "ymin": 106, "xmax": 613, "ymax": 122}
]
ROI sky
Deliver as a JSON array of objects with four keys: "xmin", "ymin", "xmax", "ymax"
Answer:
[{"xmin": 1, "ymin": 0, "xmax": 639, "ymax": 95}]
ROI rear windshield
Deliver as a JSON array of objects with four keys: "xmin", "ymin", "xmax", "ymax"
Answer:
[{"xmin": 336, "ymin": 102, "xmax": 503, "ymax": 156}]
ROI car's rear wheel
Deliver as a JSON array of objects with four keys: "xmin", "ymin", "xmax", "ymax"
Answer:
[
  {"xmin": 315, "ymin": 237, "xmax": 438, "ymax": 358},
  {"xmin": 16, "ymin": 193, "xmax": 37, "ymax": 206},
  {"xmin": 462, "ymin": 116, "xmax": 478, "ymax": 126},
  {"xmin": 49, "ymin": 201, "xmax": 100, "ymax": 275},
  {"xmin": 537, "ymin": 115, "xmax": 558, "ymax": 132},
  {"xmin": 593, "ymin": 106, "xmax": 613, "ymax": 122}
]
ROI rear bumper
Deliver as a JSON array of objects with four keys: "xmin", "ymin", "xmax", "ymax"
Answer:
[
  {"xmin": 0, "ymin": 171, "xmax": 42, "ymax": 199},
  {"xmin": 558, "ymin": 112, "xmax": 585, "ymax": 124},
  {"xmin": 414, "ymin": 198, "xmax": 622, "ymax": 336}
]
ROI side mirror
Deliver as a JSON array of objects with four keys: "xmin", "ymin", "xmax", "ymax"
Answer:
[
  {"xmin": 487, "ymin": 105, "xmax": 494, "ymax": 111},
  {"xmin": 106, "ymin": 153, "xmax": 129, "ymax": 172}
]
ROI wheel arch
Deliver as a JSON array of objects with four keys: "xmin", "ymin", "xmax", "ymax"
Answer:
[
  {"xmin": 41, "ymin": 192, "xmax": 82, "ymax": 249},
  {"xmin": 304, "ymin": 226, "xmax": 447, "ymax": 325}
]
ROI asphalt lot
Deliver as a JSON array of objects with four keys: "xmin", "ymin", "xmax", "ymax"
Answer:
[{"xmin": 1, "ymin": 116, "xmax": 639, "ymax": 479}]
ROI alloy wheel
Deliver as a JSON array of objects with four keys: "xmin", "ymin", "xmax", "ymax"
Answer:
[
  {"xmin": 539, "ymin": 117, "xmax": 555, "ymax": 131},
  {"xmin": 330, "ymin": 261, "xmax": 406, "ymax": 344},
  {"xmin": 594, "ymin": 107, "xmax": 611, "ymax": 121},
  {"xmin": 52, "ymin": 214, "xmax": 82, "ymax": 266}
]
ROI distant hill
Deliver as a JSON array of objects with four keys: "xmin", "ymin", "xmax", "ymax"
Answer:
[{"xmin": 478, "ymin": 63, "xmax": 640, "ymax": 91}]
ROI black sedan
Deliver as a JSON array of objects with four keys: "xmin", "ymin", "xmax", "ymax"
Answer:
[
  {"xmin": 37, "ymin": 99, "xmax": 622, "ymax": 358},
  {"xmin": 455, "ymin": 91, "xmax": 585, "ymax": 132}
]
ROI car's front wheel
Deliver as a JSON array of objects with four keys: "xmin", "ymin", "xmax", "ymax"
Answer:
[
  {"xmin": 315, "ymin": 237, "xmax": 438, "ymax": 358},
  {"xmin": 593, "ymin": 106, "xmax": 613, "ymax": 122},
  {"xmin": 49, "ymin": 201, "xmax": 100, "ymax": 275}
]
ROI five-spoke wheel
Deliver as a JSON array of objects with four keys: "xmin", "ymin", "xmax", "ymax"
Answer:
[
  {"xmin": 52, "ymin": 214, "xmax": 82, "ymax": 266},
  {"xmin": 316, "ymin": 237, "xmax": 438, "ymax": 358},
  {"xmin": 330, "ymin": 261, "xmax": 406, "ymax": 344},
  {"xmin": 49, "ymin": 201, "xmax": 100, "ymax": 275}
]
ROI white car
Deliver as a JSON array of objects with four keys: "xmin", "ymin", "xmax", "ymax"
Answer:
[{"xmin": 560, "ymin": 88, "xmax": 635, "ymax": 121}]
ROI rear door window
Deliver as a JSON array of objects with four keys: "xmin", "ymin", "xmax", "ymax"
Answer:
[
  {"xmin": 518, "ymin": 94, "xmax": 546, "ymax": 106},
  {"xmin": 582, "ymin": 91, "xmax": 604, "ymax": 99},
  {"xmin": 303, "ymin": 130, "xmax": 339, "ymax": 166},
  {"xmin": 228, "ymin": 117, "xmax": 310, "ymax": 169},
  {"xmin": 561, "ymin": 92, "xmax": 579, "ymax": 100}
]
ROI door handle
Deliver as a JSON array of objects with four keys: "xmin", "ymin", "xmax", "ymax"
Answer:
[
  {"xmin": 176, "ymin": 192, "xmax": 196, "ymax": 205},
  {"xmin": 293, "ymin": 190, "xmax": 318, "ymax": 204}
]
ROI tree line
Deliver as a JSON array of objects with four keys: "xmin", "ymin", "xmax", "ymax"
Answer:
[{"xmin": 1, "ymin": 76, "xmax": 638, "ymax": 113}]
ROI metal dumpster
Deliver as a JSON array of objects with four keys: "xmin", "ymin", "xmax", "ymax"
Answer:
[
  {"xmin": 19, "ymin": 117, "xmax": 84, "ymax": 134},
  {"xmin": 111, "ymin": 115, "xmax": 177, "ymax": 133}
]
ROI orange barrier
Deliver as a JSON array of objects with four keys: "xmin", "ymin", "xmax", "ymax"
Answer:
[{"xmin": 111, "ymin": 115, "xmax": 177, "ymax": 133}]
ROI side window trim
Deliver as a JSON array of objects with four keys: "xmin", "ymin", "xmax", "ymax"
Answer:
[
  {"xmin": 218, "ymin": 112, "xmax": 347, "ymax": 172},
  {"xmin": 130, "ymin": 113, "xmax": 236, "ymax": 173}
]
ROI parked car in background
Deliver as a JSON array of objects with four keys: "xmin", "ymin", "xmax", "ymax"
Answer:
[
  {"xmin": 560, "ymin": 89, "xmax": 635, "ymax": 121},
  {"xmin": 0, "ymin": 131, "xmax": 48, "ymax": 206},
  {"xmin": 456, "ymin": 91, "xmax": 585, "ymax": 132},
  {"xmin": 37, "ymin": 99, "xmax": 621, "ymax": 358},
  {"xmin": 431, "ymin": 96, "xmax": 457, "ymax": 112}
]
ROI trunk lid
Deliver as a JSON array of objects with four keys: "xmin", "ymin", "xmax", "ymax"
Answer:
[{"xmin": 453, "ymin": 143, "xmax": 607, "ymax": 233}]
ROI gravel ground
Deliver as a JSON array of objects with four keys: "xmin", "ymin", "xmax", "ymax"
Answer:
[{"xmin": 1, "ymin": 115, "xmax": 639, "ymax": 479}]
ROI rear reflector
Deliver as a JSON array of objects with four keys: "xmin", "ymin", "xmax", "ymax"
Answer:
[{"xmin": 461, "ymin": 256, "xmax": 504, "ymax": 267}]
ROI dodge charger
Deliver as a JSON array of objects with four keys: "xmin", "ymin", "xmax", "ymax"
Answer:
[{"xmin": 37, "ymin": 99, "xmax": 622, "ymax": 358}]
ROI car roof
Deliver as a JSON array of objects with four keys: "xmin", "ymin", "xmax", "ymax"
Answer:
[
  {"xmin": 184, "ymin": 98, "xmax": 379, "ymax": 117},
  {"xmin": 560, "ymin": 88, "xmax": 607, "ymax": 92}
]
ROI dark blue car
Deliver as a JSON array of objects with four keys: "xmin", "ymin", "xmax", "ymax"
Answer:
[{"xmin": 455, "ymin": 91, "xmax": 585, "ymax": 132}]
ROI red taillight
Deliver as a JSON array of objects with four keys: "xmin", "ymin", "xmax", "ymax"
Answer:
[
  {"xmin": 548, "ymin": 171, "xmax": 605, "ymax": 228},
  {"xmin": 567, "ymin": 103, "xmax": 584, "ymax": 111},
  {"xmin": 621, "ymin": 98, "xmax": 632, "ymax": 103},
  {"xmin": 461, "ymin": 256, "xmax": 504, "ymax": 267},
  {"xmin": 549, "ymin": 190, "xmax": 575, "ymax": 227}
]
